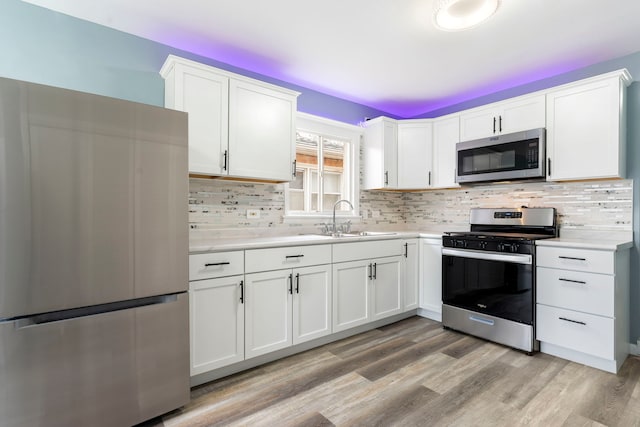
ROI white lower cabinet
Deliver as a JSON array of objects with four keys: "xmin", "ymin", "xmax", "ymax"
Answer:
[
  {"xmin": 332, "ymin": 240, "xmax": 403, "ymax": 332},
  {"xmin": 244, "ymin": 269, "xmax": 292, "ymax": 359},
  {"xmin": 332, "ymin": 260, "xmax": 372, "ymax": 332},
  {"xmin": 535, "ymin": 244, "xmax": 630, "ymax": 373},
  {"xmin": 190, "ymin": 238, "xmax": 416, "ymax": 380},
  {"xmin": 188, "ymin": 251, "xmax": 245, "ymax": 376},
  {"xmin": 402, "ymin": 239, "xmax": 419, "ymax": 311},
  {"xmin": 244, "ymin": 245, "xmax": 332, "ymax": 359},
  {"xmin": 332, "ymin": 256, "xmax": 402, "ymax": 332},
  {"xmin": 245, "ymin": 264, "xmax": 333, "ymax": 357},
  {"xmin": 189, "ymin": 276, "xmax": 244, "ymax": 375},
  {"xmin": 371, "ymin": 257, "xmax": 403, "ymax": 321},
  {"xmin": 419, "ymin": 237, "xmax": 443, "ymax": 321},
  {"xmin": 292, "ymin": 265, "xmax": 332, "ymax": 344}
]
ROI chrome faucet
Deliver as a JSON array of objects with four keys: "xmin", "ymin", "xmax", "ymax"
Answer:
[{"xmin": 332, "ymin": 199, "xmax": 354, "ymax": 235}]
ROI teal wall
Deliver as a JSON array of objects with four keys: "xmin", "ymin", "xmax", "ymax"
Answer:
[{"xmin": 3, "ymin": 0, "xmax": 639, "ymax": 344}]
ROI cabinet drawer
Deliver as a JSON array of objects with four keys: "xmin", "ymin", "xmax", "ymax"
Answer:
[
  {"xmin": 189, "ymin": 251, "xmax": 244, "ymax": 281},
  {"xmin": 332, "ymin": 239, "xmax": 403, "ymax": 263},
  {"xmin": 245, "ymin": 245, "xmax": 331, "ymax": 273},
  {"xmin": 537, "ymin": 267, "xmax": 614, "ymax": 317},
  {"xmin": 536, "ymin": 246, "xmax": 614, "ymax": 274},
  {"xmin": 536, "ymin": 304, "xmax": 613, "ymax": 360}
]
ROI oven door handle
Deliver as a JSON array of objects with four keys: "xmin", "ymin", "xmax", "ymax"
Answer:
[{"xmin": 442, "ymin": 248, "xmax": 532, "ymax": 265}]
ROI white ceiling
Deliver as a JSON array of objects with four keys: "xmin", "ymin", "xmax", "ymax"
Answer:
[{"xmin": 23, "ymin": 0, "xmax": 640, "ymax": 117}]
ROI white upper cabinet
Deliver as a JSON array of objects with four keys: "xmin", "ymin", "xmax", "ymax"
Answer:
[
  {"xmin": 459, "ymin": 94, "xmax": 546, "ymax": 142},
  {"xmin": 363, "ymin": 117, "xmax": 398, "ymax": 189},
  {"xmin": 397, "ymin": 121, "xmax": 433, "ymax": 189},
  {"xmin": 228, "ymin": 79, "xmax": 297, "ymax": 181},
  {"xmin": 160, "ymin": 55, "xmax": 299, "ymax": 181},
  {"xmin": 545, "ymin": 70, "xmax": 631, "ymax": 182},
  {"xmin": 432, "ymin": 114, "xmax": 460, "ymax": 189},
  {"xmin": 364, "ymin": 117, "xmax": 435, "ymax": 190}
]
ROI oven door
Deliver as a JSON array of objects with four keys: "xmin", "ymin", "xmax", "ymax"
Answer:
[{"xmin": 442, "ymin": 248, "xmax": 534, "ymax": 325}]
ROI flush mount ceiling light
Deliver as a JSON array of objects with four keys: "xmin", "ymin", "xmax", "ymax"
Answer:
[{"xmin": 434, "ymin": 0, "xmax": 500, "ymax": 31}]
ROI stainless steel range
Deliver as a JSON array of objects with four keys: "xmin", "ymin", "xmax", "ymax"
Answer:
[{"xmin": 441, "ymin": 207, "xmax": 557, "ymax": 353}]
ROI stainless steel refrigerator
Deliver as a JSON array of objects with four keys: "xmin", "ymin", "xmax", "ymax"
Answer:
[{"xmin": 0, "ymin": 77, "xmax": 190, "ymax": 426}]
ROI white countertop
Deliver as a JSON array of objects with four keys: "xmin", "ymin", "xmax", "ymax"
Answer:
[
  {"xmin": 536, "ymin": 236, "xmax": 633, "ymax": 251},
  {"xmin": 190, "ymin": 228, "xmax": 633, "ymax": 253},
  {"xmin": 190, "ymin": 230, "xmax": 445, "ymax": 253},
  {"xmin": 535, "ymin": 229, "xmax": 633, "ymax": 251}
]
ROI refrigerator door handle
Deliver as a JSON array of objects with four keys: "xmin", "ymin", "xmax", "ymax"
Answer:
[{"xmin": 11, "ymin": 294, "xmax": 181, "ymax": 329}]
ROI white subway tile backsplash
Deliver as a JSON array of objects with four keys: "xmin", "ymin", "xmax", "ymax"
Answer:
[{"xmin": 189, "ymin": 178, "xmax": 632, "ymax": 240}]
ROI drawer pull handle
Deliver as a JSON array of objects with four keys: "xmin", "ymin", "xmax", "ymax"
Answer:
[
  {"xmin": 469, "ymin": 315, "xmax": 494, "ymax": 326},
  {"xmin": 559, "ymin": 278, "xmax": 587, "ymax": 285},
  {"xmin": 559, "ymin": 317, "xmax": 586, "ymax": 326},
  {"xmin": 205, "ymin": 262, "xmax": 231, "ymax": 267},
  {"xmin": 558, "ymin": 256, "xmax": 586, "ymax": 261},
  {"xmin": 285, "ymin": 255, "xmax": 305, "ymax": 259}
]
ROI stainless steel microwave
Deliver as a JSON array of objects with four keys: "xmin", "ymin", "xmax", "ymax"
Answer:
[{"xmin": 456, "ymin": 128, "xmax": 546, "ymax": 184}]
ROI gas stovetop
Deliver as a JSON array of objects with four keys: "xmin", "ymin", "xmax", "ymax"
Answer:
[
  {"xmin": 442, "ymin": 207, "xmax": 558, "ymax": 254},
  {"xmin": 443, "ymin": 231, "xmax": 555, "ymax": 241}
]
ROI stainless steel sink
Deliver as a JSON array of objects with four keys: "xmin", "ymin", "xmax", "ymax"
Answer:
[
  {"xmin": 347, "ymin": 231, "xmax": 397, "ymax": 237},
  {"xmin": 301, "ymin": 231, "xmax": 398, "ymax": 238},
  {"xmin": 328, "ymin": 231, "xmax": 398, "ymax": 238}
]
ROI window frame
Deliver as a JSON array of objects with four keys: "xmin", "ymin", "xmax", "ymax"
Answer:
[{"xmin": 284, "ymin": 112, "xmax": 362, "ymax": 221}]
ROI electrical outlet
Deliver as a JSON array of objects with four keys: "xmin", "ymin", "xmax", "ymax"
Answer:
[
  {"xmin": 372, "ymin": 210, "xmax": 381, "ymax": 218},
  {"xmin": 360, "ymin": 209, "xmax": 368, "ymax": 219},
  {"xmin": 247, "ymin": 209, "xmax": 260, "ymax": 219}
]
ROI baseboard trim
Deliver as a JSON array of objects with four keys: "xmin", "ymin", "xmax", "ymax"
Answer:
[{"xmin": 630, "ymin": 340, "xmax": 639, "ymax": 356}]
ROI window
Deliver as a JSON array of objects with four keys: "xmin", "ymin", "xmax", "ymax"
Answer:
[{"xmin": 285, "ymin": 113, "xmax": 361, "ymax": 218}]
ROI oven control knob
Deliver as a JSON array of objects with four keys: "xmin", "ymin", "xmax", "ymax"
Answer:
[
  {"xmin": 501, "ymin": 243, "xmax": 519, "ymax": 253},
  {"xmin": 479, "ymin": 241, "xmax": 487, "ymax": 250}
]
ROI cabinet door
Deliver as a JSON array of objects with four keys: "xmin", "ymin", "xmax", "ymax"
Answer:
[
  {"xmin": 432, "ymin": 115, "xmax": 460, "ymax": 188},
  {"xmin": 546, "ymin": 77, "xmax": 624, "ymax": 181},
  {"xmin": 245, "ymin": 270, "xmax": 293, "ymax": 358},
  {"xmin": 332, "ymin": 260, "xmax": 370, "ymax": 332},
  {"xmin": 189, "ymin": 276, "xmax": 244, "ymax": 375},
  {"xmin": 459, "ymin": 106, "xmax": 498, "ymax": 142},
  {"xmin": 228, "ymin": 80, "xmax": 296, "ymax": 181},
  {"xmin": 500, "ymin": 95, "xmax": 545, "ymax": 134},
  {"xmin": 420, "ymin": 238, "xmax": 443, "ymax": 321},
  {"xmin": 371, "ymin": 256, "xmax": 403, "ymax": 321},
  {"xmin": 363, "ymin": 117, "xmax": 397, "ymax": 189},
  {"xmin": 397, "ymin": 122, "xmax": 433, "ymax": 189},
  {"xmin": 292, "ymin": 265, "xmax": 332, "ymax": 345},
  {"xmin": 402, "ymin": 240, "xmax": 419, "ymax": 311},
  {"xmin": 169, "ymin": 64, "xmax": 229, "ymax": 175},
  {"xmin": 459, "ymin": 95, "xmax": 545, "ymax": 141}
]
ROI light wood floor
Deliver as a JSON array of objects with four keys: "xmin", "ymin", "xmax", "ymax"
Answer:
[{"xmin": 150, "ymin": 316, "xmax": 640, "ymax": 426}]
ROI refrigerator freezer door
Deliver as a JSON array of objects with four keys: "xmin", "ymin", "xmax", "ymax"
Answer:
[
  {"xmin": 0, "ymin": 293, "xmax": 189, "ymax": 427},
  {"xmin": 0, "ymin": 78, "xmax": 188, "ymax": 318}
]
